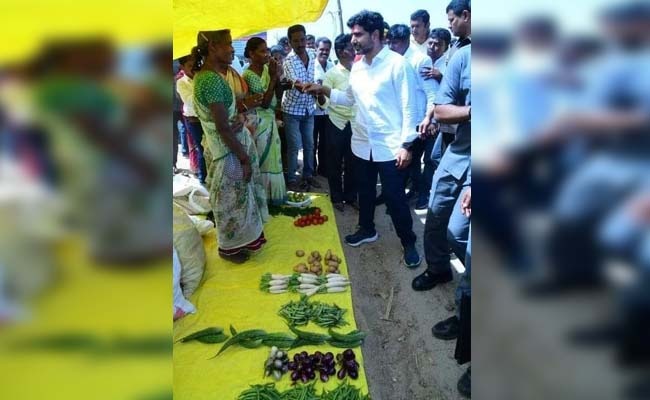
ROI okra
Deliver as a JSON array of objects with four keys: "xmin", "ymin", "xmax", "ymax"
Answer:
[{"xmin": 177, "ymin": 327, "xmax": 224, "ymax": 343}]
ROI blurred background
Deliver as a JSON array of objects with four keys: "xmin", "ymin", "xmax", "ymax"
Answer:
[
  {"xmin": 0, "ymin": 3, "xmax": 172, "ymax": 400},
  {"xmin": 472, "ymin": 0, "xmax": 650, "ymax": 399}
]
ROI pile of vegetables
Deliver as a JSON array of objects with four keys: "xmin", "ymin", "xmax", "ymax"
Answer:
[
  {"xmin": 279, "ymin": 382, "xmax": 320, "ymax": 400},
  {"xmin": 237, "ymin": 383, "xmax": 282, "ymax": 400},
  {"xmin": 197, "ymin": 325, "xmax": 366, "ymax": 357},
  {"xmin": 236, "ymin": 382, "xmax": 369, "ymax": 400},
  {"xmin": 264, "ymin": 346, "xmax": 290, "ymax": 381},
  {"xmin": 288, "ymin": 350, "xmax": 337, "ymax": 384},
  {"xmin": 322, "ymin": 381, "xmax": 370, "ymax": 400},
  {"xmin": 335, "ymin": 349, "xmax": 360, "ymax": 380},
  {"xmin": 268, "ymin": 205, "xmax": 321, "ymax": 218},
  {"xmin": 293, "ymin": 209, "xmax": 328, "ymax": 227},
  {"xmin": 278, "ymin": 295, "xmax": 348, "ymax": 328},
  {"xmin": 260, "ymin": 273, "xmax": 350, "ymax": 296},
  {"xmin": 294, "ymin": 249, "xmax": 342, "ymax": 275},
  {"xmin": 287, "ymin": 192, "xmax": 307, "ymax": 203}
]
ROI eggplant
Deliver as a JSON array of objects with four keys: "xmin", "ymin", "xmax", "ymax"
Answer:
[
  {"xmin": 337, "ymin": 368, "xmax": 347, "ymax": 379},
  {"xmin": 343, "ymin": 349, "xmax": 355, "ymax": 360},
  {"xmin": 301, "ymin": 374, "xmax": 309, "ymax": 383},
  {"xmin": 291, "ymin": 371, "xmax": 299, "ymax": 381},
  {"xmin": 320, "ymin": 372, "xmax": 329, "ymax": 383},
  {"xmin": 308, "ymin": 371, "xmax": 316, "ymax": 380},
  {"xmin": 348, "ymin": 369, "xmax": 359, "ymax": 379},
  {"xmin": 288, "ymin": 362, "xmax": 296, "ymax": 370}
]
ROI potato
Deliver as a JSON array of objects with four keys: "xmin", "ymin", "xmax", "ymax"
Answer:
[
  {"xmin": 296, "ymin": 250, "xmax": 305, "ymax": 257},
  {"xmin": 307, "ymin": 255, "xmax": 315, "ymax": 264},
  {"xmin": 298, "ymin": 265, "xmax": 308, "ymax": 273},
  {"xmin": 325, "ymin": 249, "xmax": 332, "ymax": 261},
  {"xmin": 310, "ymin": 265, "xmax": 320, "ymax": 274},
  {"xmin": 335, "ymin": 256, "xmax": 342, "ymax": 263},
  {"xmin": 327, "ymin": 265, "xmax": 338, "ymax": 273}
]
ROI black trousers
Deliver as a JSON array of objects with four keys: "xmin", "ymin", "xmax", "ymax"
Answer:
[
  {"xmin": 325, "ymin": 119, "xmax": 357, "ymax": 204},
  {"xmin": 313, "ymin": 114, "xmax": 328, "ymax": 175}
]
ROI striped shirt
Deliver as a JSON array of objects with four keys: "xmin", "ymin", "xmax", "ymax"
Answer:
[{"xmin": 281, "ymin": 50, "xmax": 316, "ymax": 116}]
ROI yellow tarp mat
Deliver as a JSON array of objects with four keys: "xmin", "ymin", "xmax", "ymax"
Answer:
[
  {"xmin": 1, "ymin": 1, "xmax": 170, "ymax": 64},
  {"xmin": 173, "ymin": 0, "xmax": 329, "ymax": 59},
  {"xmin": 173, "ymin": 195, "xmax": 370, "ymax": 399},
  {"xmin": 0, "ymin": 239, "xmax": 171, "ymax": 399}
]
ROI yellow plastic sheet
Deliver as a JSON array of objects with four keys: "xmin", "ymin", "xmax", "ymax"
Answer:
[
  {"xmin": 173, "ymin": 195, "xmax": 370, "ymax": 399},
  {"xmin": 173, "ymin": 0, "xmax": 329, "ymax": 59},
  {"xmin": 0, "ymin": 239, "xmax": 171, "ymax": 400}
]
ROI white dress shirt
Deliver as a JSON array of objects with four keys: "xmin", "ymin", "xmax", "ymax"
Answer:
[
  {"xmin": 410, "ymin": 36, "xmax": 429, "ymax": 55},
  {"xmin": 403, "ymin": 46, "xmax": 437, "ymax": 124},
  {"xmin": 330, "ymin": 46, "xmax": 419, "ymax": 162},
  {"xmin": 314, "ymin": 59, "xmax": 334, "ymax": 116}
]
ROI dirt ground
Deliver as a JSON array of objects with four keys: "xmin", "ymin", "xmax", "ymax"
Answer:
[{"xmin": 308, "ymin": 175, "xmax": 466, "ymax": 400}]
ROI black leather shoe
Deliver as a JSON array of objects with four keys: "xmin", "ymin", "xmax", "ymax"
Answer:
[
  {"xmin": 432, "ymin": 315, "xmax": 459, "ymax": 340},
  {"xmin": 411, "ymin": 269, "xmax": 453, "ymax": 291},
  {"xmin": 457, "ymin": 367, "xmax": 471, "ymax": 398}
]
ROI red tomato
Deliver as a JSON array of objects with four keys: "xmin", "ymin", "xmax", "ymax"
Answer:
[
  {"xmin": 294, "ymin": 220, "xmax": 300, "ymax": 227},
  {"xmin": 314, "ymin": 209, "xmax": 321, "ymax": 216},
  {"xmin": 314, "ymin": 207, "xmax": 322, "ymax": 213},
  {"xmin": 305, "ymin": 219, "xmax": 312, "ymax": 226},
  {"xmin": 323, "ymin": 215, "xmax": 329, "ymax": 222}
]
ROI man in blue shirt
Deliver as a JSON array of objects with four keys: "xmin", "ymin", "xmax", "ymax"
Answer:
[
  {"xmin": 411, "ymin": 3, "xmax": 472, "ymax": 395},
  {"xmin": 413, "ymin": 0, "xmax": 471, "ymax": 292}
]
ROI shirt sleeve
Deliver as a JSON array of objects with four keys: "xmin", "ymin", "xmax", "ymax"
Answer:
[
  {"xmin": 418, "ymin": 56, "xmax": 438, "ymax": 110},
  {"xmin": 283, "ymin": 57, "xmax": 297, "ymax": 82},
  {"xmin": 398, "ymin": 61, "xmax": 419, "ymax": 144},
  {"xmin": 435, "ymin": 52, "xmax": 461, "ymax": 105},
  {"xmin": 330, "ymin": 86, "xmax": 355, "ymax": 107},
  {"xmin": 195, "ymin": 73, "xmax": 232, "ymax": 107}
]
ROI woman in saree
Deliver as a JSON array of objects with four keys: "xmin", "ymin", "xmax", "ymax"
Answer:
[
  {"xmin": 242, "ymin": 38, "xmax": 287, "ymax": 205},
  {"xmin": 191, "ymin": 30, "xmax": 269, "ymax": 263}
]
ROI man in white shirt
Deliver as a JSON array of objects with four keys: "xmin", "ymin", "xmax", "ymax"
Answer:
[
  {"xmin": 305, "ymin": 10, "xmax": 422, "ymax": 268},
  {"xmin": 313, "ymin": 37, "xmax": 334, "ymax": 177},
  {"xmin": 410, "ymin": 9, "xmax": 431, "ymax": 55},
  {"xmin": 388, "ymin": 23, "xmax": 438, "ymax": 210}
]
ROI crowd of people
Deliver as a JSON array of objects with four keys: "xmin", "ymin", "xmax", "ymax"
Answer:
[{"xmin": 173, "ymin": 0, "xmax": 472, "ymax": 396}]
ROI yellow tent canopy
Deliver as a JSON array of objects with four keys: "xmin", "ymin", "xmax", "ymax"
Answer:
[{"xmin": 173, "ymin": 0, "xmax": 328, "ymax": 59}]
